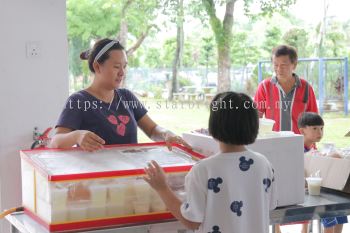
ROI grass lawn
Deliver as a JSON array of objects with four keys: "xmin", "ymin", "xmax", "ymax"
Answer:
[{"xmin": 138, "ymin": 98, "xmax": 350, "ymax": 148}]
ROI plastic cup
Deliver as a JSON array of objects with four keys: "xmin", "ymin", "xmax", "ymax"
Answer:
[
  {"xmin": 51, "ymin": 187, "xmax": 68, "ymax": 209},
  {"xmin": 133, "ymin": 181, "xmax": 151, "ymax": 202},
  {"xmin": 68, "ymin": 201, "xmax": 89, "ymax": 221},
  {"xmin": 132, "ymin": 200, "xmax": 150, "ymax": 214},
  {"xmin": 259, "ymin": 118, "xmax": 275, "ymax": 135},
  {"xmin": 52, "ymin": 209, "xmax": 68, "ymax": 223},
  {"xmin": 108, "ymin": 183, "xmax": 126, "ymax": 205},
  {"xmin": 306, "ymin": 177, "xmax": 322, "ymax": 195},
  {"xmin": 106, "ymin": 204, "xmax": 126, "ymax": 217},
  {"xmin": 89, "ymin": 184, "xmax": 107, "ymax": 206},
  {"xmin": 87, "ymin": 205, "xmax": 106, "ymax": 219},
  {"xmin": 151, "ymin": 200, "xmax": 167, "ymax": 212}
]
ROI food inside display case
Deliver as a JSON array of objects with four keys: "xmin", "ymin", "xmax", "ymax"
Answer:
[{"xmin": 20, "ymin": 142, "xmax": 204, "ymax": 232}]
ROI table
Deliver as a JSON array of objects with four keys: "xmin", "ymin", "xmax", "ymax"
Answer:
[{"xmin": 6, "ymin": 188, "xmax": 350, "ymax": 233}]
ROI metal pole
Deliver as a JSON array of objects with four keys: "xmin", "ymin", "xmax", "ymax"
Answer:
[
  {"xmin": 258, "ymin": 61, "xmax": 263, "ymax": 83},
  {"xmin": 319, "ymin": 58, "xmax": 324, "ymax": 115},
  {"xmin": 344, "ymin": 57, "xmax": 348, "ymax": 115}
]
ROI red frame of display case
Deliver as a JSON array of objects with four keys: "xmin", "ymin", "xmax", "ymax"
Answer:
[
  {"xmin": 20, "ymin": 142, "xmax": 205, "ymax": 181},
  {"xmin": 20, "ymin": 142, "xmax": 205, "ymax": 232},
  {"xmin": 24, "ymin": 207, "xmax": 175, "ymax": 232}
]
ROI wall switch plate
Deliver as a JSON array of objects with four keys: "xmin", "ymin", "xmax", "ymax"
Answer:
[{"xmin": 26, "ymin": 41, "xmax": 41, "ymax": 58}]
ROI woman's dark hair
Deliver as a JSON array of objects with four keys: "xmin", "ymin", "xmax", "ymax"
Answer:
[
  {"xmin": 272, "ymin": 44, "xmax": 298, "ymax": 64},
  {"xmin": 208, "ymin": 92, "xmax": 259, "ymax": 145},
  {"xmin": 80, "ymin": 38, "xmax": 125, "ymax": 73},
  {"xmin": 298, "ymin": 112, "xmax": 324, "ymax": 128}
]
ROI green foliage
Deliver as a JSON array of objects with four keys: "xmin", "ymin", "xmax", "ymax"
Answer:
[
  {"xmin": 161, "ymin": 37, "xmax": 202, "ymax": 68},
  {"xmin": 144, "ymin": 48, "xmax": 163, "ymax": 68},
  {"xmin": 178, "ymin": 76, "xmax": 194, "ymax": 87},
  {"xmin": 149, "ymin": 85, "xmax": 163, "ymax": 99},
  {"xmin": 262, "ymin": 26, "xmax": 282, "ymax": 55},
  {"xmin": 231, "ymin": 31, "xmax": 262, "ymax": 66},
  {"xmin": 243, "ymin": 0, "xmax": 297, "ymax": 16},
  {"xmin": 283, "ymin": 28, "xmax": 311, "ymax": 57},
  {"xmin": 67, "ymin": 0, "xmax": 120, "ymax": 40},
  {"xmin": 324, "ymin": 21, "xmax": 347, "ymax": 57},
  {"xmin": 199, "ymin": 36, "xmax": 217, "ymax": 68}
]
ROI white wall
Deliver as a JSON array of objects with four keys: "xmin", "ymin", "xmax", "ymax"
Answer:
[{"xmin": 0, "ymin": 0, "xmax": 68, "ymax": 232}]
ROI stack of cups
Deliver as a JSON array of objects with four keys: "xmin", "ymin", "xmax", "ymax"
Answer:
[{"xmin": 132, "ymin": 180, "xmax": 151, "ymax": 214}]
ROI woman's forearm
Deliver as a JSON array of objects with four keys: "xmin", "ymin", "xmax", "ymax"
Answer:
[
  {"xmin": 48, "ymin": 131, "xmax": 80, "ymax": 149},
  {"xmin": 150, "ymin": 125, "xmax": 175, "ymax": 141}
]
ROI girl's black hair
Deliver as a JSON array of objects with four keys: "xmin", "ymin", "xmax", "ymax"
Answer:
[{"xmin": 209, "ymin": 91, "xmax": 259, "ymax": 145}]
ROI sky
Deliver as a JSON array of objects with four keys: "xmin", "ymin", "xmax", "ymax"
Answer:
[
  {"xmin": 289, "ymin": 0, "xmax": 350, "ymax": 24},
  {"xmin": 234, "ymin": 0, "xmax": 350, "ymax": 25}
]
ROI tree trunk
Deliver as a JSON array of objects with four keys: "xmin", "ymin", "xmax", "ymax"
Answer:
[
  {"xmin": 203, "ymin": 0, "xmax": 235, "ymax": 93},
  {"xmin": 217, "ymin": 44, "xmax": 231, "ymax": 92},
  {"xmin": 119, "ymin": 20, "xmax": 128, "ymax": 48},
  {"xmin": 117, "ymin": 0, "xmax": 133, "ymax": 47},
  {"xmin": 169, "ymin": 0, "xmax": 184, "ymax": 100}
]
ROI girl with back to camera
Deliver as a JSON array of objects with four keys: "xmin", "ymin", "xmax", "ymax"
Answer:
[{"xmin": 143, "ymin": 92, "xmax": 277, "ymax": 233}]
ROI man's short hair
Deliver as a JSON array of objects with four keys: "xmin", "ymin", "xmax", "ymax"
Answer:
[{"xmin": 272, "ymin": 45, "xmax": 298, "ymax": 64}]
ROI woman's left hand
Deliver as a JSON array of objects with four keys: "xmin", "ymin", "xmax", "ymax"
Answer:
[{"xmin": 164, "ymin": 133, "xmax": 192, "ymax": 151}]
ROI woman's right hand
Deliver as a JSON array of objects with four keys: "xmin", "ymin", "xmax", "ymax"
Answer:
[{"xmin": 76, "ymin": 130, "xmax": 105, "ymax": 152}]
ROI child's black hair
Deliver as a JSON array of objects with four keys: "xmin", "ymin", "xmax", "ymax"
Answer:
[
  {"xmin": 208, "ymin": 91, "xmax": 259, "ymax": 145},
  {"xmin": 297, "ymin": 112, "xmax": 324, "ymax": 128}
]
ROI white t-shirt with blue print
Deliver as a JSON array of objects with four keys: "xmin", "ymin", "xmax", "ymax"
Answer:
[{"xmin": 180, "ymin": 149, "xmax": 277, "ymax": 233}]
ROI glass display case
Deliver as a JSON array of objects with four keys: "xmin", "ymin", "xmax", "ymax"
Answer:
[{"xmin": 20, "ymin": 142, "xmax": 204, "ymax": 232}]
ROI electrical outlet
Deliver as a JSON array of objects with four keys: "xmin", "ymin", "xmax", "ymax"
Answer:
[{"xmin": 26, "ymin": 41, "xmax": 41, "ymax": 58}]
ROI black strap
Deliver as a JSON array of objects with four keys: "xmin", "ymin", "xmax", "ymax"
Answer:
[
  {"xmin": 303, "ymin": 81, "xmax": 309, "ymax": 104},
  {"xmin": 302, "ymin": 81, "xmax": 309, "ymax": 112}
]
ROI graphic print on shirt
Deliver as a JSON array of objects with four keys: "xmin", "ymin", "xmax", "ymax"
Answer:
[
  {"xmin": 272, "ymin": 168, "xmax": 275, "ymax": 182},
  {"xmin": 230, "ymin": 201, "xmax": 243, "ymax": 216},
  {"xmin": 239, "ymin": 156, "xmax": 254, "ymax": 171},
  {"xmin": 208, "ymin": 225, "xmax": 221, "ymax": 233},
  {"xmin": 107, "ymin": 114, "xmax": 130, "ymax": 136},
  {"xmin": 107, "ymin": 115, "xmax": 118, "ymax": 124},
  {"xmin": 263, "ymin": 178, "xmax": 272, "ymax": 192},
  {"xmin": 208, "ymin": 177, "xmax": 223, "ymax": 193}
]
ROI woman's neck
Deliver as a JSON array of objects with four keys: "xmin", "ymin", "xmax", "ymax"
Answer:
[
  {"xmin": 219, "ymin": 142, "xmax": 246, "ymax": 153},
  {"xmin": 86, "ymin": 82, "xmax": 115, "ymax": 103}
]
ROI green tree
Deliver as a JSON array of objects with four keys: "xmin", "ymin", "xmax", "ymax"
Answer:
[
  {"xmin": 262, "ymin": 26, "xmax": 282, "ymax": 55},
  {"xmin": 196, "ymin": 0, "xmax": 295, "ymax": 92},
  {"xmin": 200, "ymin": 36, "xmax": 216, "ymax": 85},
  {"xmin": 144, "ymin": 48, "xmax": 163, "ymax": 68},
  {"xmin": 231, "ymin": 31, "xmax": 261, "ymax": 66},
  {"xmin": 325, "ymin": 21, "xmax": 346, "ymax": 57},
  {"xmin": 67, "ymin": 0, "xmax": 159, "ymax": 89},
  {"xmin": 283, "ymin": 28, "xmax": 311, "ymax": 58}
]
